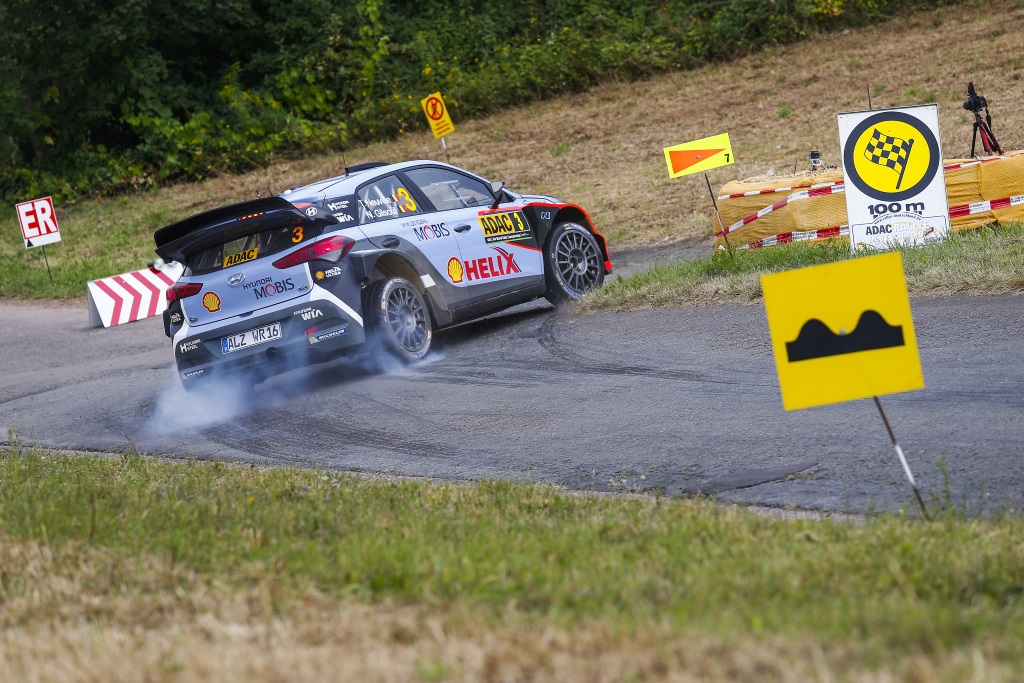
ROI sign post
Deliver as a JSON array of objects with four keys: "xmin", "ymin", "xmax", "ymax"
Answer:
[
  {"xmin": 838, "ymin": 105, "xmax": 949, "ymax": 251},
  {"xmin": 761, "ymin": 252, "xmax": 929, "ymax": 517},
  {"xmin": 421, "ymin": 92, "xmax": 455, "ymax": 163},
  {"xmin": 663, "ymin": 133, "xmax": 736, "ymax": 253},
  {"xmin": 16, "ymin": 196, "xmax": 61, "ymax": 282}
]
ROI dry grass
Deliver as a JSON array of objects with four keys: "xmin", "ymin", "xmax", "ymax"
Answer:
[
  {"xmin": 195, "ymin": 0, "xmax": 1024, "ymax": 245},
  {"xmin": 1, "ymin": 535, "xmax": 1017, "ymax": 683}
]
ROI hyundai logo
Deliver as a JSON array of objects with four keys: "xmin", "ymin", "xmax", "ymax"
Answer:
[{"xmin": 227, "ymin": 272, "xmax": 246, "ymax": 286}]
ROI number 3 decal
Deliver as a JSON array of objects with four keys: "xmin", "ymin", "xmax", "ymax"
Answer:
[
  {"xmin": 292, "ymin": 226, "xmax": 304, "ymax": 243},
  {"xmin": 396, "ymin": 187, "xmax": 417, "ymax": 213}
]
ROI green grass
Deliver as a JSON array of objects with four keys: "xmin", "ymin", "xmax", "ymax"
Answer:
[
  {"xmin": 2, "ymin": 443, "xmax": 1024, "ymax": 668},
  {"xmin": 0, "ymin": 194, "xmax": 184, "ymax": 299},
  {"xmin": 585, "ymin": 223, "xmax": 1024, "ymax": 312}
]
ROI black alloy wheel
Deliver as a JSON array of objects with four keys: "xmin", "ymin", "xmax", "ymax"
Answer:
[
  {"xmin": 543, "ymin": 222, "xmax": 605, "ymax": 304},
  {"xmin": 368, "ymin": 276, "xmax": 432, "ymax": 361}
]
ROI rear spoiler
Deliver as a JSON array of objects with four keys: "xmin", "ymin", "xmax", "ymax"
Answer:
[{"xmin": 153, "ymin": 197, "xmax": 337, "ymax": 262}]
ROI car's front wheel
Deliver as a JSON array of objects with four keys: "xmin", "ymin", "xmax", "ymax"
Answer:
[
  {"xmin": 543, "ymin": 222, "xmax": 605, "ymax": 305},
  {"xmin": 367, "ymin": 276, "xmax": 432, "ymax": 361}
]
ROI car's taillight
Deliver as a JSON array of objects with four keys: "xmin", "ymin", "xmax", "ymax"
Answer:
[
  {"xmin": 166, "ymin": 282, "xmax": 202, "ymax": 302},
  {"xmin": 273, "ymin": 235, "xmax": 355, "ymax": 269}
]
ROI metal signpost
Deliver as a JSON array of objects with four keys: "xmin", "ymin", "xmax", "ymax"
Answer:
[
  {"xmin": 663, "ymin": 133, "xmax": 736, "ymax": 253},
  {"xmin": 16, "ymin": 196, "xmax": 61, "ymax": 282},
  {"xmin": 761, "ymin": 252, "xmax": 929, "ymax": 517},
  {"xmin": 421, "ymin": 92, "xmax": 455, "ymax": 163}
]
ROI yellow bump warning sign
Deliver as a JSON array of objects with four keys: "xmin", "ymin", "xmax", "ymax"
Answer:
[
  {"xmin": 663, "ymin": 133, "xmax": 734, "ymax": 178},
  {"xmin": 421, "ymin": 91, "xmax": 455, "ymax": 139},
  {"xmin": 761, "ymin": 251, "xmax": 923, "ymax": 411}
]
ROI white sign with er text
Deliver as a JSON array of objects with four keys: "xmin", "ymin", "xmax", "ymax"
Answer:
[{"xmin": 16, "ymin": 196, "xmax": 61, "ymax": 248}]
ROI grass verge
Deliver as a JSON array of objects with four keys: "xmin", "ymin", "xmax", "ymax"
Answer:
[
  {"xmin": 2, "ymin": 443, "xmax": 1024, "ymax": 681},
  {"xmin": 584, "ymin": 223, "xmax": 1024, "ymax": 312}
]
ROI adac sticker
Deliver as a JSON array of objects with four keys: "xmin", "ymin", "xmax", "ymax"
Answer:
[
  {"xmin": 478, "ymin": 210, "xmax": 530, "ymax": 244},
  {"xmin": 223, "ymin": 246, "xmax": 258, "ymax": 269}
]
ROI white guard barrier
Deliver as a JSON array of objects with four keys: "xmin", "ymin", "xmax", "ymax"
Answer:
[{"xmin": 87, "ymin": 262, "xmax": 184, "ymax": 328}]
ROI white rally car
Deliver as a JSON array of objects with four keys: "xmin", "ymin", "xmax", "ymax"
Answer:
[{"xmin": 154, "ymin": 160, "xmax": 611, "ymax": 390}]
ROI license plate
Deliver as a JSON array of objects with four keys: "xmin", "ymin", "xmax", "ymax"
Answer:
[{"xmin": 221, "ymin": 322, "xmax": 281, "ymax": 354}]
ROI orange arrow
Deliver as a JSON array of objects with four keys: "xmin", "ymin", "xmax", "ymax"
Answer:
[{"xmin": 669, "ymin": 148, "xmax": 725, "ymax": 176}]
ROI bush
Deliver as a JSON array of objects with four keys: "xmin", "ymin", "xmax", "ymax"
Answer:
[{"xmin": 0, "ymin": 0, "xmax": 952, "ymax": 206}]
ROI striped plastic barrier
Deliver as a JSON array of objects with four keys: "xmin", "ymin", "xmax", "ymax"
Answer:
[{"xmin": 87, "ymin": 262, "xmax": 184, "ymax": 328}]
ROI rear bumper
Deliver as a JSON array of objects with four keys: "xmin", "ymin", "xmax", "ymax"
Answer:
[{"xmin": 174, "ymin": 294, "xmax": 365, "ymax": 383}]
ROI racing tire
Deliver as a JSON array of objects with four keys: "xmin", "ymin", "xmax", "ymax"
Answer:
[
  {"xmin": 543, "ymin": 222, "xmax": 605, "ymax": 305},
  {"xmin": 367, "ymin": 277, "xmax": 432, "ymax": 362}
]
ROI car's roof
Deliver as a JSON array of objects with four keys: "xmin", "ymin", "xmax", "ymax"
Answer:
[{"xmin": 279, "ymin": 160, "xmax": 482, "ymax": 199}]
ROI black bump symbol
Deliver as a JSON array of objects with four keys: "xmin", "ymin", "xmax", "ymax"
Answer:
[{"xmin": 786, "ymin": 310, "xmax": 904, "ymax": 362}]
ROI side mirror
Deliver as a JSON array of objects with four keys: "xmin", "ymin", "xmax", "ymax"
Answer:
[{"xmin": 489, "ymin": 180, "xmax": 506, "ymax": 209}]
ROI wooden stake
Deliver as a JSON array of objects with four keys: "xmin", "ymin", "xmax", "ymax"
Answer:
[
  {"xmin": 41, "ymin": 244, "xmax": 53, "ymax": 283},
  {"xmin": 705, "ymin": 172, "xmax": 732, "ymax": 255}
]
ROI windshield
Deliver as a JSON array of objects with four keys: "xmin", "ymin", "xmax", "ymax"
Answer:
[{"xmin": 187, "ymin": 222, "xmax": 323, "ymax": 275}]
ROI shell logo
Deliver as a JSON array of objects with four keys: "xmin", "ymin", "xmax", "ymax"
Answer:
[
  {"xmin": 202, "ymin": 291, "xmax": 221, "ymax": 313},
  {"xmin": 447, "ymin": 257, "xmax": 464, "ymax": 284},
  {"xmin": 315, "ymin": 270, "xmax": 325, "ymax": 280}
]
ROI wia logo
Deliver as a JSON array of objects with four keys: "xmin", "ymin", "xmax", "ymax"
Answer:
[{"xmin": 301, "ymin": 309, "xmax": 323, "ymax": 321}]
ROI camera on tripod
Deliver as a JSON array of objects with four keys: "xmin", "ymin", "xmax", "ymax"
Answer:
[
  {"xmin": 962, "ymin": 81, "xmax": 1002, "ymax": 157},
  {"xmin": 963, "ymin": 82, "xmax": 987, "ymax": 114}
]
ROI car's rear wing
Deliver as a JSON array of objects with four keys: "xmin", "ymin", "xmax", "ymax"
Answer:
[{"xmin": 154, "ymin": 197, "xmax": 337, "ymax": 262}]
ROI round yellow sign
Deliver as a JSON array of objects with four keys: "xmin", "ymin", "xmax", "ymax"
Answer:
[{"xmin": 843, "ymin": 111, "xmax": 940, "ymax": 202}]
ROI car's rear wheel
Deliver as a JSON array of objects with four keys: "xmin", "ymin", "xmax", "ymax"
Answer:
[
  {"xmin": 367, "ymin": 276, "xmax": 432, "ymax": 361},
  {"xmin": 543, "ymin": 222, "xmax": 605, "ymax": 305}
]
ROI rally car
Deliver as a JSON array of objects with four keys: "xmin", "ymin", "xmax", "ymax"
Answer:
[{"xmin": 154, "ymin": 160, "xmax": 611, "ymax": 390}]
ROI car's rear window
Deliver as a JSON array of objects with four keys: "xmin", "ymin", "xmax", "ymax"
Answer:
[{"xmin": 188, "ymin": 223, "xmax": 323, "ymax": 275}]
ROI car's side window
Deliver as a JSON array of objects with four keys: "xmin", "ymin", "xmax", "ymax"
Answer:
[
  {"xmin": 357, "ymin": 174, "xmax": 422, "ymax": 224},
  {"xmin": 406, "ymin": 167, "xmax": 493, "ymax": 212}
]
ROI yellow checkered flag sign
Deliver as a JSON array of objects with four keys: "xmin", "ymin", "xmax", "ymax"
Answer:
[{"xmin": 863, "ymin": 128, "xmax": 915, "ymax": 190}]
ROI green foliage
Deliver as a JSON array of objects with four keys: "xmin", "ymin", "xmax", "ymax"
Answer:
[{"xmin": 1, "ymin": 0, "xmax": 954, "ymax": 206}]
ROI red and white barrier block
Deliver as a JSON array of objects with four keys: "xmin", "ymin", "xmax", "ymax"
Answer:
[{"xmin": 87, "ymin": 262, "xmax": 184, "ymax": 328}]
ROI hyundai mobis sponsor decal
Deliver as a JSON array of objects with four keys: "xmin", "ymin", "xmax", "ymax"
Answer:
[
  {"xmin": 447, "ymin": 247, "xmax": 521, "ymax": 284},
  {"xmin": 403, "ymin": 219, "xmax": 451, "ymax": 242},
  {"xmin": 243, "ymin": 276, "xmax": 295, "ymax": 300},
  {"xmin": 478, "ymin": 210, "xmax": 531, "ymax": 244}
]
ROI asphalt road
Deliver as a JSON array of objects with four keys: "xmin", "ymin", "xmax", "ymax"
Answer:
[{"xmin": 1, "ymin": 289, "xmax": 1022, "ymax": 515}]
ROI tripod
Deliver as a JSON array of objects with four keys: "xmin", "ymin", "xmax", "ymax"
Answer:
[{"xmin": 965, "ymin": 82, "xmax": 1003, "ymax": 157}]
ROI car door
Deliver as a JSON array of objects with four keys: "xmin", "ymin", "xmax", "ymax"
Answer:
[
  {"xmin": 403, "ymin": 166, "xmax": 543, "ymax": 306},
  {"xmin": 354, "ymin": 173, "xmax": 463, "ymax": 288}
]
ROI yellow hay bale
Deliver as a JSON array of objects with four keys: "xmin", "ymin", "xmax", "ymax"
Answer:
[{"xmin": 714, "ymin": 152, "xmax": 1024, "ymax": 250}]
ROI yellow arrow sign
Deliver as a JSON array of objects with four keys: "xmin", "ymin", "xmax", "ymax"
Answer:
[
  {"xmin": 663, "ymin": 133, "xmax": 734, "ymax": 178},
  {"xmin": 761, "ymin": 251, "xmax": 923, "ymax": 411},
  {"xmin": 421, "ymin": 92, "xmax": 455, "ymax": 139}
]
